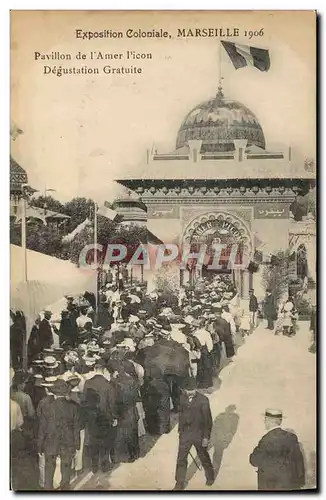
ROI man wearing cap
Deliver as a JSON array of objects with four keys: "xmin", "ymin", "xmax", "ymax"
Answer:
[
  {"xmin": 37, "ymin": 379, "xmax": 81, "ymax": 490},
  {"xmin": 174, "ymin": 378, "xmax": 214, "ymax": 490},
  {"xmin": 250, "ymin": 409, "xmax": 305, "ymax": 490}
]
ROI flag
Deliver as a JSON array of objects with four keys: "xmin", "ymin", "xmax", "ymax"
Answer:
[
  {"xmin": 15, "ymin": 201, "xmax": 47, "ymax": 225},
  {"xmin": 10, "ymin": 123, "xmax": 24, "ymax": 140},
  {"xmin": 97, "ymin": 205, "xmax": 120, "ymax": 221},
  {"xmin": 62, "ymin": 218, "xmax": 92, "ymax": 243},
  {"xmin": 221, "ymin": 41, "xmax": 270, "ymax": 72}
]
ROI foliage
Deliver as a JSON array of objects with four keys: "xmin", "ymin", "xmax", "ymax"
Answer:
[
  {"xmin": 295, "ymin": 296, "xmax": 312, "ymax": 318},
  {"xmin": 31, "ymin": 195, "xmax": 65, "ymax": 214},
  {"xmin": 25, "ymin": 222, "xmax": 64, "ymax": 258},
  {"xmin": 64, "ymin": 197, "xmax": 95, "ymax": 233},
  {"xmin": 10, "ymin": 193, "xmax": 150, "ymax": 267},
  {"xmin": 154, "ymin": 263, "xmax": 180, "ymax": 296},
  {"xmin": 261, "ymin": 250, "xmax": 291, "ymax": 302}
]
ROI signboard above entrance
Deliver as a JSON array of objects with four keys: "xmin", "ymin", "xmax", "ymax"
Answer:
[{"xmin": 254, "ymin": 204, "xmax": 289, "ymax": 219}]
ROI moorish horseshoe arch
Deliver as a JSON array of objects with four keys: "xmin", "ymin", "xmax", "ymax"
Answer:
[{"xmin": 182, "ymin": 210, "xmax": 254, "ymax": 264}]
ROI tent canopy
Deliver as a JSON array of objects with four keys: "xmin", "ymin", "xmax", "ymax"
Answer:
[{"xmin": 11, "ymin": 245, "xmax": 96, "ymax": 330}]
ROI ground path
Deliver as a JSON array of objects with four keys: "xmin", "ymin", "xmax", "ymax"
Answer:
[{"xmin": 73, "ymin": 322, "xmax": 316, "ymax": 491}]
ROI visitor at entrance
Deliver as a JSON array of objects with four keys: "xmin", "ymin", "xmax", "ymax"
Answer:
[{"xmin": 249, "ymin": 289, "xmax": 259, "ymax": 329}]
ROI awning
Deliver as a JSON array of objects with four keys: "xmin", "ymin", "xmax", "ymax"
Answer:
[{"xmin": 11, "ymin": 244, "xmax": 96, "ymax": 334}]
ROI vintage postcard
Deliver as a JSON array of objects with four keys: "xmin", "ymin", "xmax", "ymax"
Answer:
[{"xmin": 10, "ymin": 10, "xmax": 316, "ymax": 491}]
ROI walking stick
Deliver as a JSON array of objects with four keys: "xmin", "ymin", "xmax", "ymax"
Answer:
[{"xmin": 189, "ymin": 449, "xmax": 202, "ymax": 471}]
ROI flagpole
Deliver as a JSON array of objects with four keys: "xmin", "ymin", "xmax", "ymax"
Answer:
[
  {"xmin": 21, "ymin": 189, "xmax": 28, "ymax": 371},
  {"xmin": 218, "ymin": 40, "xmax": 224, "ymax": 89},
  {"xmin": 94, "ymin": 202, "xmax": 98, "ymax": 324},
  {"xmin": 21, "ymin": 192, "xmax": 27, "ymax": 283},
  {"xmin": 219, "ymin": 40, "xmax": 222, "ymax": 86}
]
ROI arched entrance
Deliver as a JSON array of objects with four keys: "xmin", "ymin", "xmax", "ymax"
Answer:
[{"xmin": 182, "ymin": 210, "xmax": 254, "ymax": 297}]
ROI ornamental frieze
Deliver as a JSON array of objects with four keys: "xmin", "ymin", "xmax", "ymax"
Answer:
[
  {"xmin": 181, "ymin": 206, "xmax": 253, "ymax": 226},
  {"xmin": 139, "ymin": 186, "xmax": 296, "ymax": 199}
]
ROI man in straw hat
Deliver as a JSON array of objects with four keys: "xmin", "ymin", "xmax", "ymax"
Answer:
[
  {"xmin": 174, "ymin": 377, "xmax": 214, "ymax": 490},
  {"xmin": 249, "ymin": 408, "xmax": 305, "ymax": 490}
]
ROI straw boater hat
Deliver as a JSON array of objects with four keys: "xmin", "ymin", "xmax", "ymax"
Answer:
[
  {"xmin": 43, "ymin": 348, "xmax": 55, "ymax": 356},
  {"xmin": 43, "ymin": 356, "xmax": 59, "ymax": 369},
  {"xmin": 129, "ymin": 315, "xmax": 140, "ymax": 323},
  {"xmin": 41, "ymin": 375, "xmax": 57, "ymax": 388},
  {"xmin": 32, "ymin": 359, "xmax": 44, "ymax": 367},
  {"xmin": 263, "ymin": 408, "xmax": 284, "ymax": 419}
]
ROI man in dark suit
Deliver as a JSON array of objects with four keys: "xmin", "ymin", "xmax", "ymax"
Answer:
[
  {"xmin": 249, "ymin": 289, "xmax": 259, "ymax": 328},
  {"xmin": 250, "ymin": 408, "xmax": 305, "ymax": 490},
  {"xmin": 39, "ymin": 311, "xmax": 54, "ymax": 351},
  {"xmin": 212, "ymin": 304, "xmax": 235, "ymax": 360},
  {"xmin": 82, "ymin": 358, "xmax": 118, "ymax": 472},
  {"xmin": 37, "ymin": 379, "xmax": 81, "ymax": 490},
  {"xmin": 174, "ymin": 378, "xmax": 214, "ymax": 490}
]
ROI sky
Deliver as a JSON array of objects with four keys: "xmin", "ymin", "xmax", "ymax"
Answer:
[{"xmin": 10, "ymin": 11, "xmax": 316, "ymax": 203}]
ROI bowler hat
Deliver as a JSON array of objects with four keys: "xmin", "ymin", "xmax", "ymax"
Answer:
[
  {"xmin": 182, "ymin": 377, "xmax": 197, "ymax": 391},
  {"xmin": 51, "ymin": 379, "xmax": 69, "ymax": 396}
]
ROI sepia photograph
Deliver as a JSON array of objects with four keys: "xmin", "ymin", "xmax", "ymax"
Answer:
[{"xmin": 9, "ymin": 10, "xmax": 316, "ymax": 491}]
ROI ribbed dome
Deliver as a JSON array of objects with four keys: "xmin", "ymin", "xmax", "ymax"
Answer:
[{"xmin": 176, "ymin": 88, "xmax": 265, "ymax": 153}]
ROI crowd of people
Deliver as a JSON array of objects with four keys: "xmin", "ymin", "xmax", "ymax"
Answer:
[
  {"xmin": 10, "ymin": 267, "xmax": 314, "ymax": 491},
  {"xmin": 10, "ymin": 270, "xmax": 246, "ymax": 491}
]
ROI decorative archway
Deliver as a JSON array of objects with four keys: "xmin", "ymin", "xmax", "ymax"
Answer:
[{"xmin": 182, "ymin": 210, "xmax": 254, "ymax": 267}]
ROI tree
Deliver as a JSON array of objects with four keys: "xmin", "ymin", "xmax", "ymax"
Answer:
[
  {"xmin": 25, "ymin": 222, "xmax": 64, "ymax": 258},
  {"xmin": 64, "ymin": 197, "xmax": 95, "ymax": 233},
  {"xmin": 63, "ymin": 226, "xmax": 93, "ymax": 265},
  {"xmin": 31, "ymin": 195, "xmax": 65, "ymax": 214},
  {"xmin": 261, "ymin": 250, "xmax": 291, "ymax": 303}
]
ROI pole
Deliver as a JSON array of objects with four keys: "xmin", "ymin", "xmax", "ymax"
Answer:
[
  {"xmin": 94, "ymin": 203, "xmax": 98, "ymax": 325},
  {"xmin": 21, "ymin": 196, "xmax": 27, "ymax": 283},
  {"xmin": 219, "ymin": 40, "xmax": 222, "ymax": 86},
  {"xmin": 21, "ymin": 194, "xmax": 28, "ymax": 370}
]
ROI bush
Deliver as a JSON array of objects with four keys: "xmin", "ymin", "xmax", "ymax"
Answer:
[
  {"xmin": 296, "ymin": 297, "xmax": 312, "ymax": 319},
  {"xmin": 261, "ymin": 250, "xmax": 291, "ymax": 303}
]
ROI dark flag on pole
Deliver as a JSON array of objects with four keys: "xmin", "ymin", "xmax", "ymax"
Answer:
[{"xmin": 221, "ymin": 41, "xmax": 270, "ymax": 72}]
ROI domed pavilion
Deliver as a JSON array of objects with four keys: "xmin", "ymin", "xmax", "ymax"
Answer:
[{"xmin": 116, "ymin": 86, "xmax": 316, "ymax": 300}]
